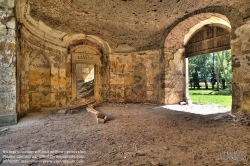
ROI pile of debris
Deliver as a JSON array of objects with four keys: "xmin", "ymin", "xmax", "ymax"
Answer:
[{"xmin": 76, "ymin": 79, "xmax": 94, "ymax": 98}]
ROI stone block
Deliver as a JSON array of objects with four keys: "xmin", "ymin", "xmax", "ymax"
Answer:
[
  {"xmin": 0, "ymin": 88, "xmax": 16, "ymax": 114},
  {"xmin": 109, "ymin": 77, "xmax": 117, "ymax": 84},
  {"xmin": 6, "ymin": 17, "xmax": 15, "ymax": 29},
  {"xmin": 180, "ymin": 102, "xmax": 186, "ymax": 105},
  {"xmin": 0, "ymin": 23, "xmax": 6, "ymax": 30},
  {"xmin": 58, "ymin": 109, "xmax": 67, "ymax": 114},
  {"xmin": 124, "ymin": 77, "xmax": 134, "ymax": 84},
  {"xmin": 116, "ymin": 77, "xmax": 124, "ymax": 84},
  {"xmin": 7, "ymin": 0, "xmax": 14, "ymax": 8},
  {"xmin": 231, "ymin": 42, "xmax": 242, "ymax": 58},
  {"xmin": 30, "ymin": 92, "xmax": 57, "ymax": 109},
  {"xmin": 146, "ymin": 85, "xmax": 155, "ymax": 91},
  {"xmin": 7, "ymin": 42, "xmax": 15, "ymax": 52},
  {"xmin": 0, "ymin": 113, "xmax": 17, "ymax": 127},
  {"xmin": 147, "ymin": 91, "xmax": 153, "ymax": 96},
  {"xmin": 242, "ymin": 91, "xmax": 250, "ymax": 113},
  {"xmin": 0, "ymin": 41, "xmax": 5, "ymax": 51}
]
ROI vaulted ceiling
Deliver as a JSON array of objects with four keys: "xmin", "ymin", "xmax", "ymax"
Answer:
[{"xmin": 29, "ymin": 0, "xmax": 250, "ymax": 51}]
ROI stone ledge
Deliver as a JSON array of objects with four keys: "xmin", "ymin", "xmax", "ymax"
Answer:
[{"xmin": 0, "ymin": 113, "xmax": 17, "ymax": 127}]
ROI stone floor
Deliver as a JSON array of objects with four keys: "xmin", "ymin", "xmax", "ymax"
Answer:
[{"xmin": 0, "ymin": 103, "xmax": 249, "ymax": 166}]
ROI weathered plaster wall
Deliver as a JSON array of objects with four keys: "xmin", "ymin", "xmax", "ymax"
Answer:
[
  {"xmin": 3, "ymin": 0, "xmax": 248, "ymax": 125},
  {"xmin": 109, "ymin": 50, "xmax": 162, "ymax": 103},
  {"xmin": 15, "ymin": 1, "xmax": 111, "ymax": 116},
  {"xmin": 0, "ymin": 0, "xmax": 17, "ymax": 126},
  {"xmin": 19, "ymin": 26, "xmax": 68, "ymax": 114},
  {"xmin": 231, "ymin": 21, "xmax": 250, "ymax": 116},
  {"xmin": 19, "ymin": 27, "xmax": 111, "ymax": 114}
]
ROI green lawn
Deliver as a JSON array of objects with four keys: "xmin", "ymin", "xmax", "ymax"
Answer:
[{"xmin": 189, "ymin": 88, "xmax": 232, "ymax": 107}]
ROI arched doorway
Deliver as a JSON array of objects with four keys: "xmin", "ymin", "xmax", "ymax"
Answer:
[
  {"xmin": 163, "ymin": 13, "xmax": 232, "ymax": 108},
  {"xmin": 69, "ymin": 45, "xmax": 102, "ymax": 105},
  {"xmin": 185, "ymin": 25, "xmax": 231, "ymax": 106},
  {"xmin": 65, "ymin": 35, "xmax": 111, "ymax": 107}
]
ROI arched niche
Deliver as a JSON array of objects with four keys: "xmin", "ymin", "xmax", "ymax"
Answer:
[
  {"xmin": 29, "ymin": 52, "xmax": 52, "ymax": 110},
  {"xmin": 124, "ymin": 62, "xmax": 147, "ymax": 102}
]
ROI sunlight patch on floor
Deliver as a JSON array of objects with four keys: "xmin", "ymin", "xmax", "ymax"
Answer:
[{"xmin": 161, "ymin": 104, "xmax": 230, "ymax": 115}]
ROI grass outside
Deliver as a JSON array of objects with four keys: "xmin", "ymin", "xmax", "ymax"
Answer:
[{"xmin": 189, "ymin": 88, "xmax": 232, "ymax": 108}]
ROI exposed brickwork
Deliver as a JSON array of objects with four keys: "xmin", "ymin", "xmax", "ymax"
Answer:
[
  {"xmin": 231, "ymin": 21, "xmax": 250, "ymax": 115},
  {"xmin": 0, "ymin": 0, "xmax": 16, "ymax": 126}
]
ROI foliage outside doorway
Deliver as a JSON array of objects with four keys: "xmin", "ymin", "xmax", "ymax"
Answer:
[{"xmin": 188, "ymin": 50, "xmax": 232, "ymax": 107}]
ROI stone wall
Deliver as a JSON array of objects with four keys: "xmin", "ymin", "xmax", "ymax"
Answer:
[
  {"xmin": 109, "ymin": 50, "xmax": 162, "ymax": 103},
  {"xmin": 0, "ymin": 0, "xmax": 248, "ymax": 128},
  {"xmin": 162, "ymin": 48, "xmax": 185, "ymax": 104},
  {"xmin": 17, "ymin": 24, "xmax": 110, "ymax": 115},
  {"xmin": 14, "ymin": 1, "xmax": 111, "ymax": 117},
  {"xmin": 19, "ymin": 26, "xmax": 68, "ymax": 114},
  {"xmin": 0, "ymin": 0, "xmax": 16, "ymax": 126},
  {"xmin": 231, "ymin": 21, "xmax": 250, "ymax": 116}
]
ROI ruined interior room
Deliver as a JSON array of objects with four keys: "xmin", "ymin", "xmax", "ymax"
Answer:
[{"xmin": 0, "ymin": 0, "xmax": 250, "ymax": 165}]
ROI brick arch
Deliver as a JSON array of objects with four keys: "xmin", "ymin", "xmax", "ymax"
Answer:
[
  {"xmin": 161, "ymin": 6, "xmax": 243, "ymax": 48},
  {"xmin": 164, "ymin": 13, "xmax": 231, "ymax": 51},
  {"xmin": 162, "ymin": 13, "xmax": 232, "ymax": 105}
]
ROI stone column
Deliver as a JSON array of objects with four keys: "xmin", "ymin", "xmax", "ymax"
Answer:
[
  {"xmin": 0, "ymin": 0, "xmax": 17, "ymax": 126},
  {"xmin": 231, "ymin": 21, "xmax": 250, "ymax": 116},
  {"xmin": 163, "ymin": 48, "xmax": 185, "ymax": 104}
]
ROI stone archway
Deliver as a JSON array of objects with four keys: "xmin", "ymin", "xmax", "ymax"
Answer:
[
  {"xmin": 184, "ymin": 23, "xmax": 231, "ymax": 105},
  {"xmin": 65, "ymin": 41, "xmax": 110, "ymax": 107},
  {"xmin": 65, "ymin": 35, "xmax": 111, "ymax": 106},
  {"xmin": 163, "ymin": 13, "xmax": 231, "ymax": 105}
]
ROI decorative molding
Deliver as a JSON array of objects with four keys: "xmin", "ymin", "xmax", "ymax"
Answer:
[{"xmin": 16, "ymin": 1, "xmax": 111, "ymax": 54}]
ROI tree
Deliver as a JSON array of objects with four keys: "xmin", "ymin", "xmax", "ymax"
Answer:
[
  {"xmin": 188, "ymin": 50, "xmax": 232, "ymax": 91},
  {"xmin": 216, "ymin": 50, "xmax": 232, "ymax": 92},
  {"xmin": 188, "ymin": 53, "xmax": 210, "ymax": 89},
  {"xmin": 213, "ymin": 52, "xmax": 220, "ymax": 91}
]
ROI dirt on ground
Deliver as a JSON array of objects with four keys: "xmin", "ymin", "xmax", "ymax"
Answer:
[{"xmin": 0, "ymin": 103, "xmax": 249, "ymax": 166}]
